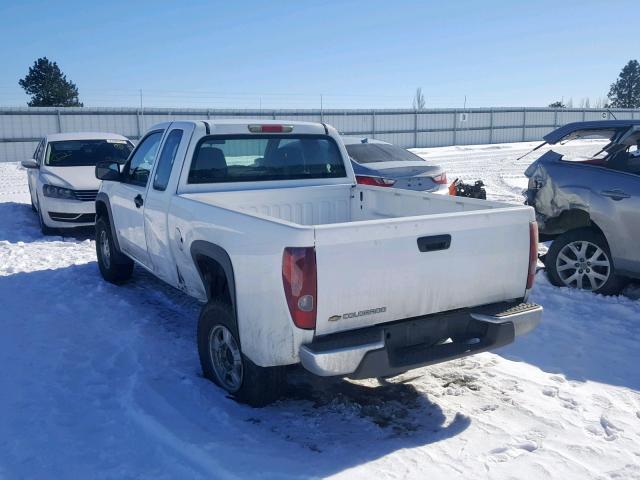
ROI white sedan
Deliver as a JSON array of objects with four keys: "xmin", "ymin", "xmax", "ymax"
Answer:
[{"xmin": 22, "ymin": 132, "xmax": 133, "ymax": 234}]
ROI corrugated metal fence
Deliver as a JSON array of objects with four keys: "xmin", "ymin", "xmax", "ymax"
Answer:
[{"xmin": 1, "ymin": 106, "xmax": 639, "ymax": 162}]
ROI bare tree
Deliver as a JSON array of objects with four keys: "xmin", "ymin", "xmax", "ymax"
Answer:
[{"xmin": 412, "ymin": 88, "xmax": 426, "ymax": 110}]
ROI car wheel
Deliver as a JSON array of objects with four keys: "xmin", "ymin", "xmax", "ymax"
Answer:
[
  {"xmin": 29, "ymin": 186, "xmax": 36, "ymax": 212},
  {"xmin": 95, "ymin": 217, "xmax": 134, "ymax": 284},
  {"xmin": 545, "ymin": 228, "xmax": 627, "ymax": 295},
  {"xmin": 197, "ymin": 300, "xmax": 286, "ymax": 407},
  {"xmin": 36, "ymin": 196, "xmax": 55, "ymax": 235}
]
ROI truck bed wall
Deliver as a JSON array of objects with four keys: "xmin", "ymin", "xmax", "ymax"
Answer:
[{"xmin": 185, "ymin": 184, "xmax": 509, "ymax": 227}]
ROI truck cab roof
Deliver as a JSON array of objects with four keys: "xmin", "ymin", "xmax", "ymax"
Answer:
[{"xmin": 149, "ymin": 119, "xmax": 330, "ymax": 136}]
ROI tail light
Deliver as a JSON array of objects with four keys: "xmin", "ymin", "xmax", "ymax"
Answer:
[
  {"xmin": 527, "ymin": 222, "xmax": 539, "ymax": 290},
  {"xmin": 248, "ymin": 124, "xmax": 293, "ymax": 133},
  {"xmin": 448, "ymin": 179, "xmax": 458, "ymax": 196},
  {"xmin": 282, "ymin": 247, "xmax": 317, "ymax": 330},
  {"xmin": 431, "ymin": 172, "xmax": 448, "ymax": 185},
  {"xmin": 355, "ymin": 175, "xmax": 396, "ymax": 187}
]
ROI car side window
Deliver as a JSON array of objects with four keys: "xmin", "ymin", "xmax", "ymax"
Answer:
[
  {"xmin": 153, "ymin": 129, "xmax": 183, "ymax": 191},
  {"xmin": 122, "ymin": 131, "xmax": 163, "ymax": 187},
  {"xmin": 34, "ymin": 139, "xmax": 44, "ymax": 165}
]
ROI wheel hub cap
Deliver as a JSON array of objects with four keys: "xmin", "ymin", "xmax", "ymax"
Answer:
[
  {"xmin": 209, "ymin": 325, "xmax": 243, "ymax": 392},
  {"xmin": 556, "ymin": 240, "xmax": 610, "ymax": 291},
  {"xmin": 100, "ymin": 230, "xmax": 111, "ymax": 269}
]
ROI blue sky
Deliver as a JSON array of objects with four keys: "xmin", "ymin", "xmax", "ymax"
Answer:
[{"xmin": 0, "ymin": 0, "xmax": 637, "ymax": 109}]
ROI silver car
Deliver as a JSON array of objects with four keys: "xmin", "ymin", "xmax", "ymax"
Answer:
[
  {"xmin": 342, "ymin": 137, "xmax": 449, "ymax": 194},
  {"xmin": 525, "ymin": 120, "xmax": 640, "ymax": 294}
]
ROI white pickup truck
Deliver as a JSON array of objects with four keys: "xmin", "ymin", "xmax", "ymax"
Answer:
[{"xmin": 95, "ymin": 119, "xmax": 542, "ymax": 406}]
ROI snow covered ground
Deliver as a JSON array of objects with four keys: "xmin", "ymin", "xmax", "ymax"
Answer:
[{"xmin": 1, "ymin": 143, "xmax": 639, "ymax": 480}]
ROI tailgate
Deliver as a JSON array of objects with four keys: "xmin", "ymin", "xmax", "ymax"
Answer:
[{"xmin": 313, "ymin": 208, "xmax": 534, "ymax": 335}]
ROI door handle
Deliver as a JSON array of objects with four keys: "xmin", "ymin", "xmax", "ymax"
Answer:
[
  {"xmin": 134, "ymin": 194, "xmax": 144, "ymax": 208},
  {"xmin": 417, "ymin": 234, "xmax": 451, "ymax": 252},
  {"xmin": 601, "ymin": 189, "xmax": 630, "ymax": 201}
]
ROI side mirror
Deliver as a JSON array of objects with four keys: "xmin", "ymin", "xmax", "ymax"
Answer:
[
  {"xmin": 95, "ymin": 161, "xmax": 122, "ymax": 181},
  {"xmin": 21, "ymin": 159, "xmax": 39, "ymax": 169}
]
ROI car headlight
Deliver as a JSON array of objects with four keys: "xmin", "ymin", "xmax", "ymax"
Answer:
[{"xmin": 43, "ymin": 184, "xmax": 75, "ymax": 199}]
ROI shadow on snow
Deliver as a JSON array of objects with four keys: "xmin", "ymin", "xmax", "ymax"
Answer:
[{"xmin": 0, "ymin": 262, "xmax": 469, "ymax": 479}]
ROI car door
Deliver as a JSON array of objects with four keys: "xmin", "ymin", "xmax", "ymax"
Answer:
[
  {"xmin": 110, "ymin": 130, "xmax": 164, "ymax": 267},
  {"xmin": 143, "ymin": 122, "xmax": 194, "ymax": 285},
  {"xmin": 593, "ymin": 168, "xmax": 640, "ymax": 274}
]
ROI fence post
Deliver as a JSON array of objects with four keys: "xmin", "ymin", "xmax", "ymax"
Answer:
[
  {"xmin": 554, "ymin": 108, "xmax": 559, "ymax": 127},
  {"xmin": 136, "ymin": 110, "xmax": 141, "ymax": 139},
  {"xmin": 582, "ymin": 109, "xmax": 586, "ymax": 121},
  {"xmin": 489, "ymin": 108, "xmax": 494, "ymax": 144},
  {"xmin": 272, "ymin": 110, "xmax": 276, "ymax": 120},
  {"xmin": 452, "ymin": 110, "xmax": 458, "ymax": 145},
  {"xmin": 414, "ymin": 109, "xmax": 418, "ymax": 148},
  {"xmin": 372, "ymin": 110, "xmax": 376, "ymax": 139},
  {"xmin": 521, "ymin": 108, "xmax": 526, "ymax": 142},
  {"xmin": 56, "ymin": 109, "xmax": 62, "ymax": 133},
  {"xmin": 206, "ymin": 109, "xmax": 211, "ymax": 119}
]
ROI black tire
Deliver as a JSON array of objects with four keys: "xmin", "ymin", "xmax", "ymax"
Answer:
[
  {"xmin": 37, "ymin": 197, "xmax": 55, "ymax": 235},
  {"xmin": 95, "ymin": 217, "xmax": 134, "ymax": 284},
  {"xmin": 197, "ymin": 300, "xmax": 286, "ymax": 407},
  {"xmin": 545, "ymin": 228, "xmax": 627, "ymax": 295}
]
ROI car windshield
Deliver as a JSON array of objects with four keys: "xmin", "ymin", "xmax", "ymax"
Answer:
[
  {"xmin": 345, "ymin": 143, "xmax": 425, "ymax": 164},
  {"xmin": 45, "ymin": 139, "xmax": 133, "ymax": 167},
  {"xmin": 188, "ymin": 135, "xmax": 347, "ymax": 184}
]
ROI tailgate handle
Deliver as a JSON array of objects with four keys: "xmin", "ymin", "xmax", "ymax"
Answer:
[{"xmin": 417, "ymin": 234, "xmax": 451, "ymax": 252}]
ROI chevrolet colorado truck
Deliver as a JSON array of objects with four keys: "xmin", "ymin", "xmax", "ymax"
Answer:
[{"xmin": 95, "ymin": 119, "xmax": 542, "ymax": 406}]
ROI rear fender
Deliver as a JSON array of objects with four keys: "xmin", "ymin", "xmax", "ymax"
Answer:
[{"xmin": 190, "ymin": 240, "xmax": 237, "ymax": 318}]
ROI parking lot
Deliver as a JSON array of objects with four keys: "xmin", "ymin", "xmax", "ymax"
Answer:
[{"xmin": 1, "ymin": 141, "xmax": 638, "ymax": 480}]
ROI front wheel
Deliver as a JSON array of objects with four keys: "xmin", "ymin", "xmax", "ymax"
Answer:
[
  {"xmin": 545, "ymin": 228, "xmax": 627, "ymax": 295},
  {"xmin": 36, "ymin": 196, "xmax": 55, "ymax": 235},
  {"xmin": 197, "ymin": 301, "xmax": 286, "ymax": 407},
  {"xmin": 95, "ymin": 217, "xmax": 134, "ymax": 284}
]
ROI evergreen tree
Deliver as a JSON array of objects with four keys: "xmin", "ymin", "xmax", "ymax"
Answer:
[
  {"xmin": 608, "ymin": 60, "xmax": 640, "ymax": 108},
  {"xmin": 548, "ymin": 100, "xmax": 566, "ymax": 108},
  {"xmin": 18, "ymin": 57, "xmax": 82, "ymax": 107}
]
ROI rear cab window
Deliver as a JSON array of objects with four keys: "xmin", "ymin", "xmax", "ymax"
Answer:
[{"xmin": 188, "ymin": 135, "xmax": 346, "ymax": 184}]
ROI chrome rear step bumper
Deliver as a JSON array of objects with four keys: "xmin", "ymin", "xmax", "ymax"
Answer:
[{"xmin": 300, "ymin": 302, "xmax": 542, "ymax": 378}]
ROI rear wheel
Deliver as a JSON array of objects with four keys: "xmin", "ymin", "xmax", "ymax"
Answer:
[
  {"xmin": 545, "ymin": 228, "xmax": 626, "ymax": 295},
  {"xmin": 95, "ymin": 217, "xmax": 134, "ymax": 284},
  {"xmin": 197, "ymin": 301, "xmax": 286, "ymax": 407}
]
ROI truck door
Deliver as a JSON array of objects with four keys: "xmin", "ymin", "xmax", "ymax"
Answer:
[
  {"xmin": 143, "ymin": 122, "xmax": 195, "ymax": 285},
  {"xmin": 110, "ymin": 130, "xmax": 164, "ymax": 267}
]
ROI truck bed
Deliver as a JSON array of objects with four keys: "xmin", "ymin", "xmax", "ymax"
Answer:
[
  {"xmin": 183, "ymin": 183, "xmax": 510, "ymax": 226},
  {"xmin": 182, "ymin": 185, "xmax": 534, "ymax": 336}
]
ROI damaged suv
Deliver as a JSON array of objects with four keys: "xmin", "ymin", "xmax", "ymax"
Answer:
[{"xmin": 525, "ymin": 121, "xmax": 640, "ymax": 295}]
